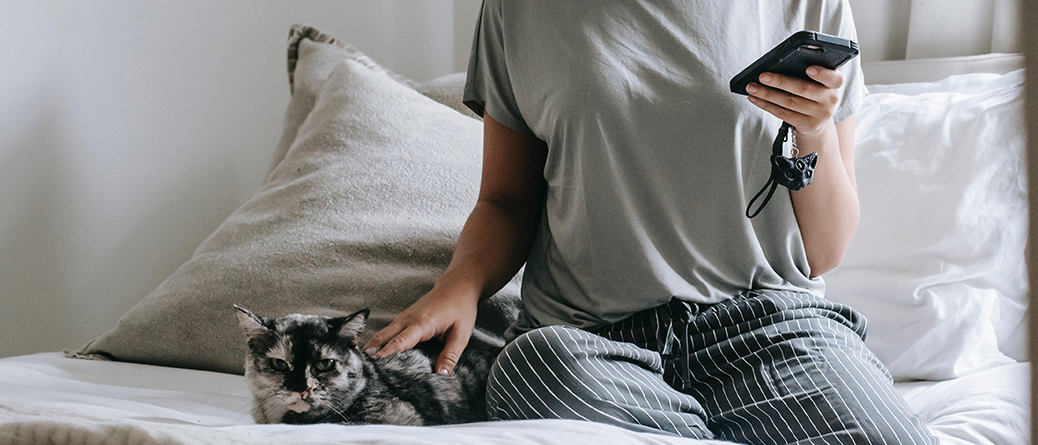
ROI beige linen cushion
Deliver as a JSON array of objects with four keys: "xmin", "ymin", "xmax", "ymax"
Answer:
[{"xmin": 69, "ymin": 25, "xmax": 518, "ymax": 375}]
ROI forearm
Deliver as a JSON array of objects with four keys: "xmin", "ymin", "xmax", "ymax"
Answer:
[
  {"xmin": 435, "ymin": 198, "xmax": 541, "ymax": 301},
  {"xmin": 745, "ymin": 67, "xmax": 860, "ymax": 278},
  {"xmin": 788, "ymin": 122, "xmax": 859, "ymax": 277}
]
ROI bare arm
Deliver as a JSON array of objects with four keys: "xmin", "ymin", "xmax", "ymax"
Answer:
[
  {"xmin": 745, "ymin": 67, "xmax": 860, "ymax": 278},
  {"xmin": 788, "ymin": 116, "xmax": 858, "ymax": 278},
  {"xmin": 364, "ymin": 113, "xmax": 548, "ymax": 374},
  {"xmin": 437, "ymin": 114, "xmax": 548, "ymax": 301}
]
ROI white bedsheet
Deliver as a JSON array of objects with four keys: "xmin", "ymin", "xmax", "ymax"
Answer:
[
  {"xmin": 0, "ymin": 353, "xmax": 731, "ymax": 445},
  {"xmin": 897, "ymin": 363, "xmax": 1030, "ymax": 445},
  {"xmin": 0, "ymin": 353, "xmax": 1028, "ymax": 444}
]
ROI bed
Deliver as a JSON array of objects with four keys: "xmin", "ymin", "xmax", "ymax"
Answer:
[
  {"xmin": 0, "ymin": 14, "xmax": 1030, "ymax": 445},
  {"xmin": 0, "ymin": 352, "xmax": 1028, "ymax": 445}
]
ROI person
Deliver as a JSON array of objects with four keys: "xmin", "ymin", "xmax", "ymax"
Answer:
[{"xmin": 366, "ymin": 1, "xmax": 937, "ymax": 443}]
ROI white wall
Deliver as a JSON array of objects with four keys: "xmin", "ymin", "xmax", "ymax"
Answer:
[
  {"xmin": 0, "ymin": 0, "xmax": 1019, "ymax": 359},
  {"xmin": 0, "ymin": 0, "xmax": 481, "ymax": 358},
  {"xmin": 847, "ymin": 0, "xmax": 1019, "ymax": 62}
]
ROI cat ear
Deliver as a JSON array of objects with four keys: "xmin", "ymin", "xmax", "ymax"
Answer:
[
  {"xmin": 234, "ymin": 305, "xmax": 268, "ymax": 340},
  {"xmin": 332, "ymin": 308, "xmax": 370, "ymax": 343}
]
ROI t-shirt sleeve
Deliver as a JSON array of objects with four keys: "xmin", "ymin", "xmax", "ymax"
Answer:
[
  {"xmin": 463, "ymin": 0, "xmax": 536, "ymax": 136},
  {"xmin": 827, "ymin": 0, "xmax": 868, "ymax": 125}
]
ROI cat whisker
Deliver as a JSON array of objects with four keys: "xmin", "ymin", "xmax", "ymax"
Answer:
[
  {"xmin": 228, "ymin": 402, "xmax": 256, "ymax": 424},
  {"xmin": 325, "ymin": 394, "xmax": 359, "ymax": 420},
  {"xmin": 325, "ymin": 403, "xmax": 354, "ymax": 424}
]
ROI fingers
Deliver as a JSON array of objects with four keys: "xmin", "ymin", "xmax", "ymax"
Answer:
[
  {"xmin": 364, "ymin": 322, "xmax": 403, "ymax": 350},
  {"xmin": 759, "ymin": 72, "xmax": 828, "ymax": 102},
  {"xmin": 806, "ymin": 66, "xmax": 845, "ymax": 89},
  {"xmin": 372, "ymin": 325, "xmax": 427, "ymax": 358},
  {"xmin": 746, "ymin": 82, "xmax": 831, "ymax": 119},
  {"xmin": 747, "ymin": 68, "xmax": 843, "ymax": 131},
  {"xmin": 434, "ymin": 326, "xmax": 472, "ymax": 375},
  {"xmin": 756, "ymin": 68, "xmax": 844, "ymax": 95},
  {"xmin": 747, "ymin": 94, "xmax": 811, "ymax": 127}
]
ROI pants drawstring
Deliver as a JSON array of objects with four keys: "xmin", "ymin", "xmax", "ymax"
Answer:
[{"xmin": 659, "ymin": 299, "xmax": 697, "ymax": 361}]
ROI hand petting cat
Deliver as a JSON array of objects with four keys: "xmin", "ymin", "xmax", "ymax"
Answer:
[{"xmin": 364, "ymin": 278, "xmax": 481, "ymax": 375}]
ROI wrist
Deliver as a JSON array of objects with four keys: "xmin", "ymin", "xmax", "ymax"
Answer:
[
  {"xmin": 433, "ymin": 268, "xmax": 486, "ymax": 303},
  {"xmin": 793, "ymin": 121, "xmax": 838, "ymax": 152}
]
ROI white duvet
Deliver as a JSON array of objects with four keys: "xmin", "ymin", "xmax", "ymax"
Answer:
[{"xmin": 0, "ymin": 353, "xmax": 1028, "ymax": 445}]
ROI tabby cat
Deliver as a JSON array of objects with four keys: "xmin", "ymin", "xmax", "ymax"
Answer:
[{"xmin": 234, "ymin": 305, "xmax": 497, "ymax": 426}]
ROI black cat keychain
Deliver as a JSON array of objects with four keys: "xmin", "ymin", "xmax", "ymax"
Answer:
[{"xmin": 745, "ymin": 121, "xmax": 817, "ymax": 218}]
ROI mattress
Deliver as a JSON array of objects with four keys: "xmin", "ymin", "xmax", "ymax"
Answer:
[{"xmin": 0, "ymin": 353, "xmax": 1028, "ymax": 444}]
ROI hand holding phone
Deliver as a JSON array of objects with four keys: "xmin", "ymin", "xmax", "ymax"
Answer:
[
  {"xmin": 730, "ymin": 30, "xmax": 858, "ymax": 96},
  {"xmin": 732, "ymin": 31, "xmax": 858, "ymax": 137}
]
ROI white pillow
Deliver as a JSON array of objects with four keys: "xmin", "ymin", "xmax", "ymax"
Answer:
[{"xmin": 824, "ymin": 70, "xmax": 1028, "ymax": 381}]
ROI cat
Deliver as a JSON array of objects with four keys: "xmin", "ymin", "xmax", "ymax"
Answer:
[{"xmin": 234, "ymin": 305, "xmax": 498, "ymax": 426}]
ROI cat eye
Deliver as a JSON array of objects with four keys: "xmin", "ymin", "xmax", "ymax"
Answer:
[
  {"xmin": 315, "ymin": 359, "xmax": 336, "ymax": 372},
  {"xmin": 269, "ymin": 358, "xmax": 290, "ymax": 372}
]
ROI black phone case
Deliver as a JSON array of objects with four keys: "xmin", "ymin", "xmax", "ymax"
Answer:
[{"xmin": 730, "ymin": 30, "xmax": 859, "ymax": 95}]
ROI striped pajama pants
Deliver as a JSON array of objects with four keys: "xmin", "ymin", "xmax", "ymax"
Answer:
[{"xmin": 485, "ymin": 289, "xmax": 937, "ymax": 445}]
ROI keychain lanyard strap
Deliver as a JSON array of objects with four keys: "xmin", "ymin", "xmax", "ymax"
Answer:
[{"xmin": 745, "ymin": 121, "xmax": 793, "ymax": 218}]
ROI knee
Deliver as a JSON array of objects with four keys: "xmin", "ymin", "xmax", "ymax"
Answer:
[
  {"xmin": 491, "ymin": 325, "xmax": 588, "ymax": 383},
  {"xmin": 485, "ymin": 326, "xmax": 595, "ymax": 420},
  {"xmin": 519, "ymin": 325, "xmax": 586, "ymax": 360},
  {"xmin": 504, "ymin": 325, "xmax": 588, "ymax": 368}
]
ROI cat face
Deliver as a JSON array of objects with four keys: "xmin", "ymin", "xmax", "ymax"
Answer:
[{"xmin": 235, "ymin": 305, "xmax": 370, "ymax": 424}]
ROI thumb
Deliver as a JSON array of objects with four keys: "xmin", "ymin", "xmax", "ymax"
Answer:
[{"xmin": 434, "ymin": 326, "xmax": 471, "ymax": 375}]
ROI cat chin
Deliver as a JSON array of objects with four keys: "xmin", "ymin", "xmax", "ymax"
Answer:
[
  {"xmin": 280, "ymin": 391, "xmax": 314, "ymax": 413},
  {"xmin": 286, "ymin": 399, "xmax": 312, "ymax": 413}
]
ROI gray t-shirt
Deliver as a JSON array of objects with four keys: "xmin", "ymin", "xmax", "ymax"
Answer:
[{"xmin": 463, "ymin": 0, "xmax": 866, "ymax": 337}]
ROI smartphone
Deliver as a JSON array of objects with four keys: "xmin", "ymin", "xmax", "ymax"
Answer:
[{"xmin": 730, "ymin": 30, "xmax": 859, "ymax": 95}]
